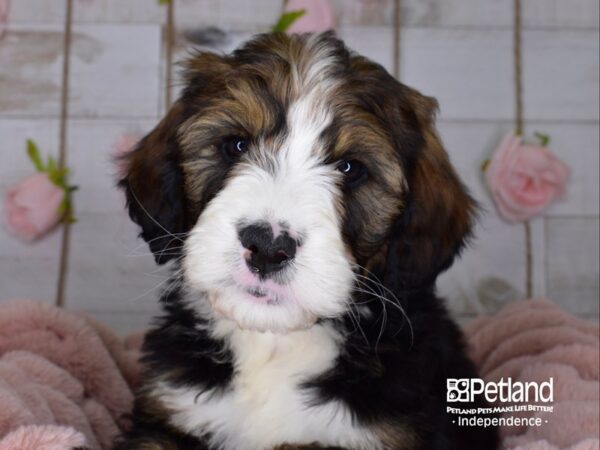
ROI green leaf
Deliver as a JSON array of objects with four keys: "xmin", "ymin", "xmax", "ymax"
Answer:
[
  {"xmin": 46, "ymin": 156, "xmax": 57, "ymax": 176},
  {"xmin": 534, "ymin": 132, "xmax": 551, "ymax": 147},
  {"xmin": 57, "ymin": 195, "xmax": 68, "ymax": 217},
  {"xmin": 47, "ymin": 165, "xmax": 68, "ymax": 188},
  {"xmin": 272, "ymin": 9, "xmax": 306, "ymax": 33},
  {"xmin": 481, "ymin": 159, "xmax": 490, "ymax": 172},
  {"xmin": 158, "ymin": 0, "xmax": 171, "ymax": 4},
  {"xmin": 57, "ymin": 188, "xmax": 77, "ymax": 224},
  {"xmin": 26, "ymin": 139, "xmax": 45, "ymax": 172}
]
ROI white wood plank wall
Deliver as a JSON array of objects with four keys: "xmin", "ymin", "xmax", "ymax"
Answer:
[{"xmin": 0, "ymin": 0, "xmax": 598, "ymax": 333}]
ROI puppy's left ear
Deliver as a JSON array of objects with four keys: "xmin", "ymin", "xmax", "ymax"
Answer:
[
  {"xmin": 386, "ymin": 87, "xmax": 477, "ymax": 290},
  {"xmin": 119, "ymin": 101, "xmax": 190, "ymax": 264}
]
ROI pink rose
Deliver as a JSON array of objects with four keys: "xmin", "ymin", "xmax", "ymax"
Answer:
[
  {"xmin": 285, "ymin": 0, "xmax": 335, "ymax": 33},
  {"xmin": 4, "ymin": 172, "xmax": 65, "ymax": 241},
  {"xmin": 485, "ymin": 133, "xmax": 569, "ymax": 222}
]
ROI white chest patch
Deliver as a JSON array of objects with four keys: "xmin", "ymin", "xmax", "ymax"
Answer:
[{"xmin": 156, "ymin": 323, "xmax": 383, "ymax": 450}]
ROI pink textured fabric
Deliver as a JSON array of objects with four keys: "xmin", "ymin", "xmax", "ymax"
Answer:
[
  {"xmin": 0, "ymin": 300, "xmax": 143, "ymax": 449},
  {"xmin": 465, "ymin": 299, "xmax": 600, "ymax": 450},
  {"xmin": 0, "ymin": 425, "xmax": 86, "ymax": 450}
]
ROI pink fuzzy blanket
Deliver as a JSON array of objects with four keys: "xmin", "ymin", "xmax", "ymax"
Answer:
[
  {"xmin": 0, "ymin": 300, "xmax": 143, "ymax": 450},
  {"xmin": 0, "ymin": 299, "xmax": 598, "ymax": 449},
  {"xmin": 465, "ymin": 299, "xmax": 599, "ymax": 450}
]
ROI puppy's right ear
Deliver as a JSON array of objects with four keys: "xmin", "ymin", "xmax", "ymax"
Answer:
[
  {"xmin": 119, "ymin": 101, "xmax": 190, "ymax": 264},
  {"xmin": 119, "ymin": 51, "xmax": 231, "ymax": 264}
]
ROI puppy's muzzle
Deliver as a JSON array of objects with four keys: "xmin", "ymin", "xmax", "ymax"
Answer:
[{"xmin": 239, "ymin": 223, "xmax": 297, "ymax": 278}]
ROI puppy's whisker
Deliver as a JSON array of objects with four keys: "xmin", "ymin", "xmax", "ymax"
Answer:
[
  {"xmin": 352, "ymin": 275, "xmax": 414, "ymax": 347},
  {"xmin": 125, "ymin": 275, "xmax": 174, "ymax": 304},
  {"xmin": 352, "ymin": 264, "xmax": 399, "ymax": 302},
  {"xmin": 122, "ymin": 234, "xmax": 183, "ymax": 256},
  {"xmin": 126, "ymin": 263, "xmax": 185, "ymax": 305},
  {"xmin": 345, "ymin": 302, "xmax": 370, "ymax": 347},
  {"xmin": 353, "ymin": 269, "xmax": 412, "ymax": 325},
  {"xmin": 350, "ymin": 284, "xmax": 389, "ymax": 349},
  {"xmin": 125, "ymin": 250, "xmax": 185, "ymax": 258},
  {"xmin": 353, "ymin": 280, "xmax": 410, "ymax": 333},
  {"xmin": 127, "ymin": 187, "xmax": 187, "ymax": 244}
]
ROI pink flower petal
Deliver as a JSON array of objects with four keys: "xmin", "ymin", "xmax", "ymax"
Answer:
[
  {"xmin": 27, "ymin": 186, "xmax": 64, "ymax": 232},
  {"xmin": 4, "ymin": 194, "xmax": 39, "ymax": 241},
  {"xmin": 12, "ymin": 173, "xmax": 59, "ymax": 208},
  {"xmin": 486, "ymin": 133, "xmax": 521, "ymax": 176},
  {"xmin": 4, "ymin": 172, "xmax": 63, "ymax": 241}
]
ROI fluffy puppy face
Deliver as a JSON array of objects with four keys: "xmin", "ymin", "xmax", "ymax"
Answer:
[{"xmin": 121, "ymin": 33, "xmax": 475, "ymax": 333}]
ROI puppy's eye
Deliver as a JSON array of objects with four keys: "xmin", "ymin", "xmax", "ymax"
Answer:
[
  {"xmin": 337, "ymin": 159, "xmax": 367, "ymax": 186},
  {"xmin": 221, "ymin": 137, "xmax": 249, "ymax": 162}
]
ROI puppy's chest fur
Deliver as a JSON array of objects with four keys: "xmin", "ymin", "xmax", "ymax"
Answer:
[{"xmin": 155, "ymin": 323, "xmax": 382, "ymax": 450}]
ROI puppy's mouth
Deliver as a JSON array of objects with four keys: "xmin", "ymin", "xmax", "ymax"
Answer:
[
  {"xmin": 239, "ymin": 284, "xmax": 282, "ymax": 306},
  {"xmin": 246, "ymin": 286, "xmax": 267, "ymax": 298},
  {"xmin": 229, "ymin": 262, "xmax": 290, "ymax": 306}
]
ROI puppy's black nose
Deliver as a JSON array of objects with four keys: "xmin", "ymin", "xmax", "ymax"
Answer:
[{"xmin": 239, "ymin": 223, "xmax": 296, "ymax": 277}]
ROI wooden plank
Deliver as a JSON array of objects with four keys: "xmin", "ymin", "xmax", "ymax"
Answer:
[
  {"xmin": 0, "ymin": 26, "xmax": 64, "ymax": 118},
  {"xmin": 65, "ymin": 212, "xmax": 169, "ymax": 313},
  {"xmin": 0, "ymin": 228, "xmax": 62, "ymax": 303},
  {"xmin": 439, "ymin": 213, "xmax": 527, "ymax": 316},
  {"xmin": 530, "ymin": 217, "xmax": 547, "ymax": 299},
  {"xmin": 400, "ymin": 0, "xmax": 598, "ymax": 29},
  {"xmin": 332, "ymin": 0, "xmax": 394, "ymax": 27},
  {"xmin": 400, "ymin": 28, "xmax": 514, "ymax": 120},
  {"xmin": 523, "ymin": 30, "xmax": 599, "ymax": 121},
  {"xmin": 67, "ymin": 118, "xmax": 155, "ymax": 213},
  {"xmin": 401, "ymin": 0, "xmax": 510, "ymax": 28},
  {"xmin": 338, "ymin": 26, "xmax": 394, "ymax": 74},
  {"xmin": 72, "ymin": 0, "xmax": 164, "ymax": 24},
  {"xmin": 81, "ymin": 309, "xmax": 157, "ymax": 335},
  {"xmin": 64, "ymin": 119, "xmax": 168, "ymax": 314},
  {"xmin": 522, "ymin": 0, "xmax": 600, "ymax": 30},
  {"xmin": 546, "ymin": 218, "xmax": 599, "ymax": 315},
  {"xmin": 174, "ymin": 0, "xmax": 281, "ymax": 31},
  {"xmin": 0, "ymin": 119, "xmax": 61, "ymax": 303},
  {"xmin": 6, "ymin": 0, "xmax": 65, "ymax": 24},
  {"xmin": 69, "ymin": 24, "xmax": 162, "ymax": 118},
  {"xmin": 399, "ymin": 28, "xmax": 598, "ymax": 121}
]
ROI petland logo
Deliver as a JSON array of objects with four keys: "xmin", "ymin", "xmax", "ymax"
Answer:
[{"xmin": 447, "ymin": 378, "xmax": 554, "ymax": 403}]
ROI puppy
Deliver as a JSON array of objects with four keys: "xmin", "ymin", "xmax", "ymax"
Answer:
[{"xmin": 115, "ymin": 32, "xmax": 499, "ymax": 450}]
